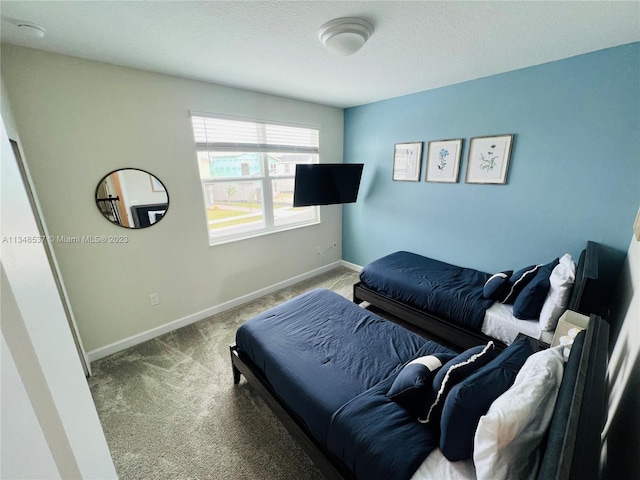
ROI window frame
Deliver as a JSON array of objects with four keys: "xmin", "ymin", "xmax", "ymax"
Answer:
[{"xmin": 191, "ymin": 112, "xmax": 320, "ymax": 245}]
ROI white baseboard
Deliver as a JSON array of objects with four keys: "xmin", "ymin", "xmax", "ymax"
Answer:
[
  {"xmin": 340, "ymin": 259, "xmax": 362, "ymax": 272},
  {"xmin": 87, "ymin": 261, "xmax": 343, "ymax": 363}
]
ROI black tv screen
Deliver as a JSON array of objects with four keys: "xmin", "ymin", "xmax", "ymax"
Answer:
[{"xmin": 293, "ymin": 164, "xmax": 364, "ymax": 207}]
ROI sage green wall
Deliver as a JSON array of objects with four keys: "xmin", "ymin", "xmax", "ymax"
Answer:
[
  {"xmin": 1, "ymin": 82, "xmax": 116, "ymax": 477},
  {"xmin": 1, "ymin": 45, "xmax": 344, "ymax": 353}
]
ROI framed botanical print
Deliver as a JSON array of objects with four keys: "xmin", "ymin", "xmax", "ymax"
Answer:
[
  {"xmin": 425, "ymin": 138, "xmax": 463, "ymax": 183},
  {"xmin": 392, "ymin": 142, "xmax": 423, "ymax": 182},
  {"xmin": 465, "ymin": 134, "xmax": 514, "ymax": 184}
]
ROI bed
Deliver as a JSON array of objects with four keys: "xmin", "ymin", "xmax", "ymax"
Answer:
[
  {"xmin": 230, "ymin": 288, "xmax": 609, "ymax": 480},
  {"xmin": 353, "ymin": 241, "xmax": 602, "ymax": 350}
]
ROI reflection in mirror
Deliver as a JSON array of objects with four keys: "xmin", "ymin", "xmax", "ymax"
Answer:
[{"xmin": 95, "ymin": 168, "xmax": 169, "ymax": 228}]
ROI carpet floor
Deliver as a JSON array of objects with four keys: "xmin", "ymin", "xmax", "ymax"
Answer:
[{"xmin": 89, "ymin": 267, "xmax": 359, "ymax": 480}]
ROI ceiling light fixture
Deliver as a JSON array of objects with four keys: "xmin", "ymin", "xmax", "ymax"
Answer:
[
  {"xmin": 15, "ymin": 21, "xmax": 47, "ymax": 39},
  {"xmin": 318, "ymin": 17, "xmax": 374, "ymax": 57}
]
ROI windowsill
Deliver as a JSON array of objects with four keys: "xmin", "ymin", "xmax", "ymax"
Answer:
[{"xmin": 208, "ymin": 220, "xmax": 321, "ymax": 246}]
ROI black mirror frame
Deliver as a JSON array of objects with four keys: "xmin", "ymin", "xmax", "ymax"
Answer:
[{"xmin": 95, "ymin": 167, "xmax": 169, "ymax": 229}]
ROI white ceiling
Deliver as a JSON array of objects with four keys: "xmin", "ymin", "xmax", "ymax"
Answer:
[{"xmin": 1, "ymin": 1, "xmax": 639, "ymax": 108}]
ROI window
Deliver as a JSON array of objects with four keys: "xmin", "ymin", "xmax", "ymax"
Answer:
[{"xmin": 191, "ymin": 113, "xmax": 319, "ymax": 244}]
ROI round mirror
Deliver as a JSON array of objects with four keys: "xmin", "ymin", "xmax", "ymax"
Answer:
[{"xmin": 95, "ymin": 168, "xmax": 169, "ymax": 228}]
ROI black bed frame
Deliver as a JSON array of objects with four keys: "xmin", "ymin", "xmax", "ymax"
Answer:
[
  {"xmin": 353, "ymin": 241, "xmax": 602, "ymax": 351},
  {"xmin": 230, "ymin": 314, "xmax": 609, "ymax": 480}
]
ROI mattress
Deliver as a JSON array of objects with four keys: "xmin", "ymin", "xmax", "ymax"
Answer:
[
  {"xmin": 235, "ymin": 288, "xmax": 454, "ymax": 445},
  {"xmin": 359, "ymin": 251, "xmax": 495, "ymax": 332},
  {"xmin": 481, "ymin": 303, "xmax": 554, "ymax": 345}
]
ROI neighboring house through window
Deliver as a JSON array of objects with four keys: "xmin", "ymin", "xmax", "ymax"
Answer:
[{"xmin": 191, "ymin": 113, "xmax": 320, "ymax": 245}]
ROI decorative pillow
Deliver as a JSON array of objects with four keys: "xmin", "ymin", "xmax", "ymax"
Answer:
[
  {"xmin": 387, "ymin": 352, "xmax": 457, "ymax": 414},
  {"xmin": 483, "ymin": 271, "xmax": 513, "ymax": 300},
  {"xmin": 419, "ymin": 342, "xmax": 497, "ymax": 424},
  {"xmin": 474, "ymin": 346, "xmax": 565, "ymax": 480},
  {"xmin": 502, "ymin": 264, "xmax": 542, "ymax": 304},
  {"xmin": 513, "ymin": 258, "xmax": 559, "ymax": 319},
  {"xmin": 539, "ymin": 254, "xmax": 576, "ymax": 331},
  {"xmin": 439, "ymin": 337, "xmax": 535, "ymax": 461}
]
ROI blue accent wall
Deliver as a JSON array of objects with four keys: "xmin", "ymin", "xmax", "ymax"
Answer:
[{"xmin": 343, "ymin": 43, "xmax": 640, "ymax": 272}]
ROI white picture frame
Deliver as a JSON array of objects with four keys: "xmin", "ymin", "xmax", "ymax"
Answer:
[
  {"xmin": 150, "ymin": 174, "xmax": 166, "ymax": 192},
  {"xmin": 465, "ymin": 134, "xmax": 514, "ymax": 184},
  {"xmin": 392, "ymin": 142, "xmax": 423, "ymax": 182},
  {"xmin": 425, "ymin": 138, "xmax": 463, "ymax": 183}
]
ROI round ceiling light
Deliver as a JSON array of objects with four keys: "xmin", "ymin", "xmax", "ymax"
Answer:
[
  {"xmin": 318, "ymin": 17, "xmax": 374, "ymax": 56},
  {"xmin": 16, "ymin": 21, "xmax": 47, "ymax": 39}
]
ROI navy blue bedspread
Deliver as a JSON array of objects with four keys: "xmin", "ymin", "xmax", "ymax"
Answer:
[
  {"xmin": 327, "ymin": 365, "xmax": 442, "ymax": 480},
  {"xmin": 236, "ymin": 288, "xmax": 454, "ymax": 478},
  {"xmin": 360, "ymin": 251, "xmax": 495, "ymax": 331}
]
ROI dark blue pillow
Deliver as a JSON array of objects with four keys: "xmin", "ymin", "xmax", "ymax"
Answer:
[
  {"xmin": 513, "ymin": 258, "xmax": 560, "ymax": 319},
  {"xmin": 502, "ymin": 264, "xmax": 542, "ymax": 304},
  {"xmin": 387, "ymin": 352, "xmax": 457, "ymax": 414},
  {"xmin": 419, "ymin": 342, "xmax": 497, "ymax": 424},
  {"xmin": 439, "ymin": 337, "xmax": 535, "ymax": 461},
  {"xmin": 483, "ymin": 270, "xmax": 513, "ymax": 300}
]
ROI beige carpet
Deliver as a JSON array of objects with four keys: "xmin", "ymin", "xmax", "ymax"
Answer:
[{"xmin": 89, "ymin": 267, "xmax": 359, "ymax": 480}]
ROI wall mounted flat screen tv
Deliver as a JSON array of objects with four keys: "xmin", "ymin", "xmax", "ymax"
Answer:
[{"xmin": 293, "ymin": 164, "xmax": 364, "ymax": 207}]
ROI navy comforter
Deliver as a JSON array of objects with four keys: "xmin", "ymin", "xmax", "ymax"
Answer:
[
  {"xmin": 327, "ymin": 372, "xmax": 442, "ymax": 480},
  {"xmin": 236, "ymin": 288, "xmax": 455, "ymax": 479},
  {"xmin": 360, "ymin": 251, "xmax": 495, "ymax": 331}
]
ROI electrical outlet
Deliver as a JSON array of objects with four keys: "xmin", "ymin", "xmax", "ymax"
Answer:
[{"xmin": 149, "ymin": 293, "xmax": 160, "ymax": 306}]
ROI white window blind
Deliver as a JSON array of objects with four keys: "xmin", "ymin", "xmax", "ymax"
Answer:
[{"xmin": 191, "ymin": 115, "xmax": 319, "ymax": 153}]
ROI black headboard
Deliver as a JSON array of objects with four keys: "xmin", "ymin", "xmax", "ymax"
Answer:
[
  {"xmin": 536, "ymin": 315, "xmax": 609, "ymax": 480},
  {"xmin": 569, "ymin": 240, "xmax": 625, "ymax": 320}
]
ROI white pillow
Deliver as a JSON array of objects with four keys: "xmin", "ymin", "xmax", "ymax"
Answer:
[
  {"xmin": 409, "ymin": 448, "xmax": 477, "ymax": 480},
  {"xmin": 539, "ymin": 254, "xmax": 576, "ymax": 331},
  {"xmin": 473, "ymin": 346, "xmax": 564, "ymax": 480}
]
